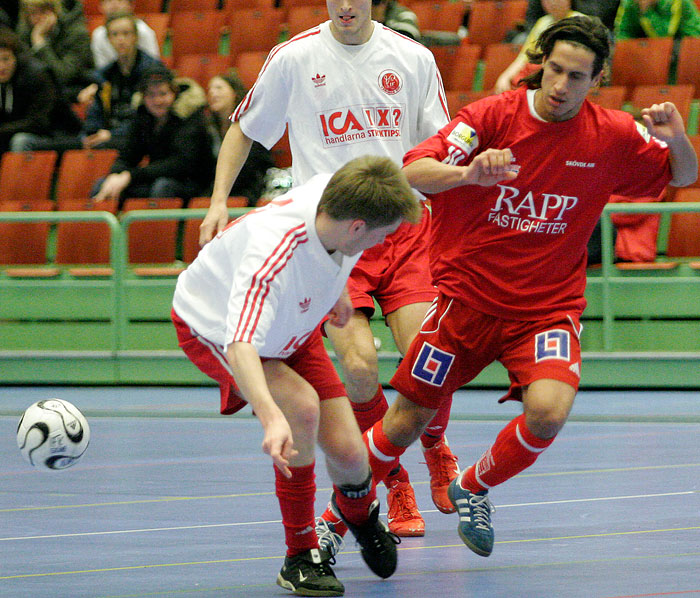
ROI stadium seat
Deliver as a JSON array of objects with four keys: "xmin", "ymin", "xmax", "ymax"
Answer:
[
  {"xmin": 137, "ymin": 13, "xmax": 170, "ymax": 53},
  {"xmin": 611, "ymin": 37, "xmax": 673, "ymax": 91},
  {"xmin": 121, "ymin": 197, "xmax": 183, "ymax": 275},
  {"xmin": 666, "ymin": 188, "xmax": 700, "ymax": 259},
  {"xmin": 629, "ymin": 84, "xmax": 695, "ymax": 124},
  {"xmin": 0, "ymin": 151, "xmax": 58, "ymax": 206},
  {"xmin": 285, "ymin": 5, "xmax": 327, "ymax": 37},
  {"xmin": 431, "ymin": 43, "xmax": 480, "ymax": 91},
  {"xmin": 465, "ymin": 0, "xmax": 528, "ymax": 52},
  {"xmin": 271, "ymin": 130, "xmax": 292, "ymax": 169},
  {"xmin": 234, "ymin": 50, "xmax": 268, "ymax": 89},
  {"xmin": 82, "ymin": 0, "xmax": 102, "ymax": 16},
  {"xmin": 174, "ymin": 53, "xmax": 234, "ymax": 88},
  {"xmin": 55, "ymin": 199, "xmax": 119, "ymax": 277},
  {"xmin": 133, "ymin": 0, "xmax": 165, "ymax": 12},
  {"xmin": 0, "ymin": 200, "xmax": 58, "ymax": 277},
  {"xmin": 410, "ymin": 0, "xmax": 468, "ymax": 32},
  {"xmin": 587, "ymin": 86, "xmax": 627, "ymax": 110},
  {"xmin": 445, "ymin": 89, "xmax": 490, "ymax": 119},
  {"xmin": 676, "ymin": 37, "xmax": 700, "ymax": 98},
  {"xmin": 168, "ymin": 0, "xmax": 219, "ymax": 11},
  {"xmin": 223, "ymin": 0, "xmax": 276, "ymax": 8},
  {"xmin": 182, "ymin": 196, "xmax": 248, "ymax": 263},
  {"xmin": 168, "ymin": 11, "xmax": 227, "ymax": 60},
  {"xmin": 279, "ymin": 0, "xmax": 326, "ymax": 7},
  {"xmin": 227, "ymin": 8, "xmax": 285, "ymax": 54},
  {"xmin": 481, "ymin": 42, "xmax": 522, "ymax": 91},
  {"xmin": 54, "ymin": 149, "xmax": 119, "ymax": 205},
  {"xmin": 86, "ymin": 14, "xmax": 104, "ymax": 34}
]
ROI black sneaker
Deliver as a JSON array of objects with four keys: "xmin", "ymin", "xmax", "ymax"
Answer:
[
  {"xmin": 276, "ymin": 548, "xmax": 344, "ymax": 596},
  {"xmin": 331, "ymin": 494, "xmax": 400, "ymax": 579}
]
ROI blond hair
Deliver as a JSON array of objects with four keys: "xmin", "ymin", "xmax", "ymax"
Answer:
[{"xmin": 319, "ymin": 155, "xmax": 421, "ymax": 228}]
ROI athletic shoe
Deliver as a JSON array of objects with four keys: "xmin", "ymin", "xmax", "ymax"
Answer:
[
  {"xmin": 386, "ymin": 479, "xmax": 425, "ymax": 536},
  {"xmin": 447, "ymin": 477, "xmax": 495, "ymax": 557},
  {"xmin": 315, "ymin": 517, "xmax": 345, "ymax": 558},
  {"xmin": 276, "ymin": 548, "xmax": 344, "ymax": 596},
  {"xmin": 331, "ymin": 494, "xmax": 401, "ymax": 578},
  {"xmin": 422, "ymin": 437, "xmax": 460, "ymax": 514}
]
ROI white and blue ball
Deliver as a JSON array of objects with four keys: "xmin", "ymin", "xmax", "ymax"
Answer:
[{"xmin": 16, "ymin": 399, "xmax": 90, "ymax": 470}]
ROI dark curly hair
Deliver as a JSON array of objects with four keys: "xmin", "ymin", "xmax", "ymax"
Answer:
[{"xmin": 520, "ymin": 15, "xmax": 611, "ymax": 89}]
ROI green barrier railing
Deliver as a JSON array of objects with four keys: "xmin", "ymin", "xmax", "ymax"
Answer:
[{"xmin": 600, "ymin": 201, "xmax": 700, "ymax": 351}]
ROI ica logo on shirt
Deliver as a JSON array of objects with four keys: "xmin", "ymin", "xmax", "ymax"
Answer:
[{"xmin": 317, "ymin": 104, "xmax": 404, "ymax": 146}]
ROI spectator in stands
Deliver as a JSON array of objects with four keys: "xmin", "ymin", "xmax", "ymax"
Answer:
[
  {"xmin": 90, "ymin": 0, "xmax": 160, "ymax": 70},
  {"xmin": 205, "ymin": 69, "xmax": 274, "ymax": 206},
  {"xmin": 16, "ymin": 0, "xmax": 93, "ymax": 101},
  {"xmin": 0, "ymin": 26, "xmax": 81, "ymax": 154},
  {"xmin": 93, "ymin": 64, "xmax": 215, "ymax": 208},
  {"xmin": 517, "ymin": 0, "xmax": 620, "ymax": 35},
  {"xmin": 371, "ymin": 0, "xmax": 420, "ymax": 41},
  {"xmin": 615, "ymin": 0, "xmax": 700, "ymax": 39},
  {"xmin": 495, "ymin": 0, "xmax": 583, "ymax": 93}
]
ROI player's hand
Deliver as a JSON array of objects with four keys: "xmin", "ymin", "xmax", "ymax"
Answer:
[
  {"xmin": 327, "ymin": 288, "xmax": 353, "ymax": 328},
  {"xmin": 199, "ymin": 201, "xmax": 229, "ymax": 246},
  {"xmin": 262, "ymin": 417, "xmax": 298, "ymax": 479},
  {"xmin": 463, "ymin": 148, "xmax": 519, "ymax": 187},
  {"xmin": 641, "ymin": 102, "xmax": 685, "ymax": 144}
]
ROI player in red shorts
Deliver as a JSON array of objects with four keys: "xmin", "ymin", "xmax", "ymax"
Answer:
[{"xmin": 358, "ymin": 15, "xmax": 698, "ymax": 557}]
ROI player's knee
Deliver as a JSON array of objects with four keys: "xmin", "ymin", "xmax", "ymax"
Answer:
[
  {"xmin": 288, "ymin": 393, "xmax": 321, "ymax": 435},
  {"xmin": 524, "ymin": 400, "xmax": 570, "ymax": 438},
  {"xmin": 341, "ymin": 353, "xmax": 378, "ymax": 399}
]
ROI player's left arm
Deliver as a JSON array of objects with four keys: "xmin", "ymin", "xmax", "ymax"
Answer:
[{"xmin": 641, "ymin": 102, "xmax": 698, "ymax": 187}]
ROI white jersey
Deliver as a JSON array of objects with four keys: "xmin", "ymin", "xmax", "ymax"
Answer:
[
  {"xmin": 233, "ymin": 20, "xmax": 450, "ymax": 184},
  {"xmin": 91, "ymin": 19, "xmax": 160, "ymax": 70},
  {"xmin": 173, "ymin": 175, "xmax": 360, "ymax": 358}
]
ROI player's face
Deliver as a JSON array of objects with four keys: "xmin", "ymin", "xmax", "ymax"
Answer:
[
  {"xmin": 143, "ymin": 82, "xmax": 176, "ymax": 121},
  {"xmin": 327, "ymin": 0, "xmax": 373, "ymax": 45},
  {"xmin": 342, "ymin": 218, "xmax": 402, "ymax": 255},
  {"xmin": 534, "ymin": 41, "xmax": 601, "ymax": 122},
  {"xmin": 0, "ymin": 49, "xmax": 17, "ymax": 84}
]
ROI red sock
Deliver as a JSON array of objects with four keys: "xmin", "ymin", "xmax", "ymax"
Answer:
[
  {"xmin": 333, "ymin": 471, "xmax": 376, "ymax": 526},
  {"xmin": 420, "ymin": 396, "xmax": 453, "ymax": 449},
  {"xmin": 363, "ymin": 419, "xmax": 407, "ymax": 485},
  {"xmin": 274, "ymin": 463, "xmax": 317, "ymax": 557},
  {"xmin": 461, "ymin": 414, "xmax": 555, "ymax": 492},
  {"xmin": 351, "ymin": 385, "xmax": 388, "ymax": 433}
]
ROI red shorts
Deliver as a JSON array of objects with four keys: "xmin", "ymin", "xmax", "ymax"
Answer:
[
  {"xmin": 390, "ymin": 294, "xmax": 583, "ymax": 409},
  {"xmin": 347, "ymin": 203, "xmax": 436, "ymax": 317},
  {"xmin": 172, "ymin": 309, "xmax": 347, "ymax": 414}
]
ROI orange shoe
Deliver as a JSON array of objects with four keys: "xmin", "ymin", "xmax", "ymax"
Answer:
[
  {"xmin": 386, "ymin": 479, "xmax": 425, "ymax": 537},
  {"xmin": 423, "ymin": 437, "xmax": 460, "ymax": 514}
]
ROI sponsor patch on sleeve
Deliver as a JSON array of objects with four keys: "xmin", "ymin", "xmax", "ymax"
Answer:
[{"xmin": 446, "ymin": 122, "xmax": 479, "ymax": 156}]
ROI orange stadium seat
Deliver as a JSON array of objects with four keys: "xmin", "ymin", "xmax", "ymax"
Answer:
[
  {"xmin": 174, "ymin": 53, "xmax": 234, "ymax": 88},
  {"xmin": 431, "ymin": 43, "xmax": 480, "ymax": 91},
  {"xmin": 137, "ymin": 13, "xmax": 170, "ymax": 53},
  {"xmin": 133, "ymin": 0, "xmax": 165, "ymax": 12},
  {"xmin": 286, "ymin": 5, "xmax": 327, "ymax": 38},
  {"xmin": 666, "ymin": 188, "xmax": 700, "ymax": 259},
  {"xmin": 676, "ymin": 37, "xmax": 700, "ymax": 98},
  {"xmin": 234, "ymin": 50, "xmax": 268, "ymax": 89},
  {"xmin": 271, "ymin": 130, "xmax": 292, "ymax": 169},
  {"xmin": 481, "ymin": 42, "xmax": 522, "ymax": 91},
  {"xmin": 169, "ymin": 11, "xmax": 227, "ymax": 60},
  {"xmin": 227, "ymin": 8, "xmax": 285, "ymax": 54},
  {"xmin": 611, "ymin": 37, "xmax": 673, "ymax": 91},
  {"xmin": 466, "ymin": 0, "xmax": 528, "ymax": 52},
  {"xmin": 54, "ymin": 149, "xmax": 119, "ymax": 204},
  {"xmin": 223, "ymin": 0, "xmax": 276, "ymax": 9},
  {"xmin": 168, "ymin": 0, "xmax": 219, "ymax": 11},
  {"xmin": 410, "ymin": 0, "xmax": 468, "ymax": 32},
  {"xmin": 181, "ymin": 196, "xmax": 248, "ymax": 263},
  {"xmin": 0, "ymin": 200, "xmax": 56, "ymax": 276},
  {"xmin": 629, "ymin": 84, "xmax": 695, "ymax": 124},
  {"xmin": 445, "ymin": 89, "xmax": 490, "ymax": 119},
  {"xmin": 279, "ymin": 0, "xmax": 326, "ymax": 7},
  {"xmin": 587, "ymin": 86, "xmax": 627, "ymax": 110},
  {"xmin": 0, "ymin": 151, "xmax": 58, "ymax": 206}
]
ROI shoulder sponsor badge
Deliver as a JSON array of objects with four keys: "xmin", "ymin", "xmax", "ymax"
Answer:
[{"xmin": 447, "ymin": 122, "xmax": 479, "ymax": 156}]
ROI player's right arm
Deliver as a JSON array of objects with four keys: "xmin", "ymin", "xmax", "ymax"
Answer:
[
  {"xmin": 226, "ymin": 341, "xmax": 296, "ymax": 478},
  {"xmin": 199, "ymin": 122, "xmax": 254, "ymax": 246}
]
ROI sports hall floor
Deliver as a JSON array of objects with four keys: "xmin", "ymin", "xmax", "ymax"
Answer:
[{"xmin": 1, "ymin": 386, "xmax": 699, "ymax": 598}]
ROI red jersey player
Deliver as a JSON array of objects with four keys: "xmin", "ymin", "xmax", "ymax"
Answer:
[{"xmin": 358, "ymin": 15, "xmax": 698, "ymax": 557}]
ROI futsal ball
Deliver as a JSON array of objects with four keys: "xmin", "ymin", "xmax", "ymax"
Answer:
[{"xmin": 16, "ymin": 399, "xmax": 90, "ymax": 470}]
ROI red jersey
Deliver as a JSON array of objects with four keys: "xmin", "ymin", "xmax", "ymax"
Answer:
[{"xmin": 404, "ymin": 87, "xmax": 672, "ymax": 320}]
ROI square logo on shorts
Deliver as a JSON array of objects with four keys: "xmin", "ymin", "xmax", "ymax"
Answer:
[
  {"xmin": 411, "ymin": 342, "xmax": 455, "ymax": 387},
  {"xmin": 535, "ymin": 329, "xmax": 570, "ymax": 362}
]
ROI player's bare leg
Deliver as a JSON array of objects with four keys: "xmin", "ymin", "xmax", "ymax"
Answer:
[
  {"xmin": 387, "ymin": 302, "xmax": 460, "ymax": 514},
  {"xmin": 324, "ymin": 311, "xmax": 424, "ymax": 538}
]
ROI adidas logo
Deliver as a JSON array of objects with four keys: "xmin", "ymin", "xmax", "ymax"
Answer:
[
  {"xmin": 569, "ymin": 362, "xmax": 580, "ymax": 377},
  {"xmin": 312, "ymin": 73, "xmax": 326, "ymax": 87},
  {"xmin": 299, "ymin": 297, "xmax": 311, "ymax": 313}
]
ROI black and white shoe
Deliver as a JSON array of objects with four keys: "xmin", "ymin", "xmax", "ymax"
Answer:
[{"xmin": 276, "ymin": 548, "xmax": 344, "ymax": 596}]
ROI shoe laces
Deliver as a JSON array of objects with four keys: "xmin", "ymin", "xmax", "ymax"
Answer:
[
  {"xmin": 469, "ymin": 493, "xmax": 495, "ymax": 531},
  {"xmin": 315, "ymin": 518, "xmax": 344, "ymax": 556},
  {"xmin": 424, "ymin": 442, "xmax": 459, "ymax": 485},
  {"xmin": 387, "ymin": 482, "xmax": 418, "ymax": 521},
  {"xmin": 291, "ymin": 550, "xmax": 336, "ymax": 576}
]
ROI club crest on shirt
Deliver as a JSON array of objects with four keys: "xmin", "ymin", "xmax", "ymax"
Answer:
[
  {"xmin": 447, "ymin": 122, "xmax": 479, "ymax": 156},
  {"xmin": 378, "ymin": 69, "xmax": 402, "ymax": 95}
]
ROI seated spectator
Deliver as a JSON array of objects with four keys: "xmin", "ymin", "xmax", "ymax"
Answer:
[
  {"xmin": 16, "ymin": 0, "xmax": 94, "ymax": 101},
  {"xmin": 90, "ymin": 0, "xmax": 160, "ymax": 70},
  {"xmin": 519, "ymin": 0, "xmax": 619, "ymax": 35},
  {"xmin": 615, "ymin": 0, "xmax": 700, "ymax": 39},
  {"xmin": 205, "ymin": 69, "xmax": 274, "ymax": 206},
  {"xmin": 494, "ymin": 0, "xmax": 583, "ymax": 94},
  {"xmin": 93, "ymin": 64, "xmax": 215, "ymax": 209},
  {"xmin": 371, "ymin": 0, "xmax": 420, "ymax": 41},
  {"xmin": 0, "ymin": 26, "xmax": 81, "ymax": 154}
]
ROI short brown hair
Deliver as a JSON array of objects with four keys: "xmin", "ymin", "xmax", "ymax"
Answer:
[
  {"xmin": 22, "ymin": 0, "xmax": 62, "ymax": 14},
  {"xmin": 319, "ymin": 155, "xmax": 421, "ymax": 228},
  {"xmin": 106, "ymin": 11, "xmax": 138, "ymax": 35}
]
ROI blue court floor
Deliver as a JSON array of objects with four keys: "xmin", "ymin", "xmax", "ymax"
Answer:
[{"xmin": 1, "ymin": 387, "xmax": 699, "ymax": 598}]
